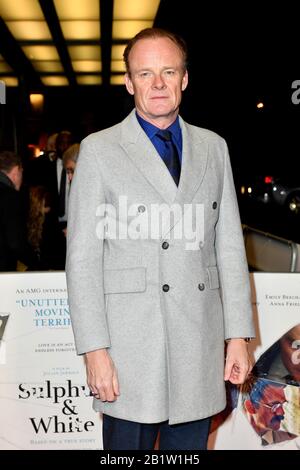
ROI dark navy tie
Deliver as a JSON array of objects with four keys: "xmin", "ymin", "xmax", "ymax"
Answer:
[{"xmin": 156, "ymin": 129, "xmax": 181, "ymax": 186}]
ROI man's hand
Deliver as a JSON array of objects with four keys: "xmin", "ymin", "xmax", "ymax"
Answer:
[
  {"xmin": 224, "ymin": 338, "xmax": 252, "ymax": 384},
  {"xmin": 85, "ymin": 349, "xmax": 120, "ymax": 402}
]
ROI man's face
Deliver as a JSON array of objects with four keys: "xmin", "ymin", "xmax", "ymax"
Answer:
[
  {"xmin": 56, "ymin": 134, "xmax": 72, "ymax": 158},
  {"xmin": 280, "ymin": 324, "xmax": 300, "ymax": 381},
  {"xmin": 254, "ymin": 385, "xmax": 286, "ymax": 432},
  {"xmin": 125, "ymin": 37, "xmax": 188, "ymax": 126}
]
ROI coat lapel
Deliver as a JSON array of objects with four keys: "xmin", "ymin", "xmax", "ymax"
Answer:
[
  {"xmin": 176, "ymin": 117, "xmax": 208, "ymax": 207},
  {"xmin": 120, "ymin": 110, "xmax": 209, "ymax": 239},
  {"xmin": 163, "ymin": 118, "xmax": 209, "ymax": 238},
  {"xmin": 120, "ymin": 110, "xmax": 177, "ymax": 205}
]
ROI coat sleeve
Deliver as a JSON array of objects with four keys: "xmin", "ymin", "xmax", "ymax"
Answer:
[
  {"xmin": 66, "ymin": 138, "xmax": 111, "ymax": 354},
  {"xmin": 215, "ymin": 139, "xmax": 255, "ymax": 340}
]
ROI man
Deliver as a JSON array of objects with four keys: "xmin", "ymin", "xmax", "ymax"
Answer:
[
  {"xmin": 54, "ymin": 131, "xmax": 73, "ymax": 226},
  {"xmin": 62, "ymin": 143, "xmax": 80, "ymax": 184},
  {"xmin": 0, "ymin": 150, "xmax": 37, "ymax": 271},
  {"xmin": 243, "ymin": 379, "xmax": 297, "ymax": 446},
  {"xmin": 254, "ymin": 324, "xmax": 300, "ymax": 385},
  {"xmin": 36, "ymin": 130, "xmax": 72, "ymax": 222},
  {"xmin": 28, "ymin": 130, "xmax": 73, "ymax": 269},
  {"xmin": 66, "ymin": 28, "xmax": 254, "ymax": 450}
]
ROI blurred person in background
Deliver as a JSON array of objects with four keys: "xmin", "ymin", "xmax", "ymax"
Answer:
[
  {"xmin": 27, "ymin": 185, "xmax": 62, "ymax": 270},
  {"xmin": 61, "ymin": 143, "xmax": 80, "ymax": 238},
  {"xmin": 44, "ymin": 132, "xmax": 58, "ymax": 162},
  {"xmin": 63, "ymin": 143, "xmax": 80, "ymax": 183},
  {"xmin": 0, "ymin": 151, "xmax": 38, "ymax": 271},
  {"xmin": 27, "ymin": 130, "xmax": 73, "ymax": 269}
]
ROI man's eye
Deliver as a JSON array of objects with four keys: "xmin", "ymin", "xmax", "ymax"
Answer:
[
  {"xmin": 165, "ymin": 70, "xmax": 175, "ymax": 75},
  {"xmin": 139, "ymin": 72, "xmax": 151, "ymax": 78}
]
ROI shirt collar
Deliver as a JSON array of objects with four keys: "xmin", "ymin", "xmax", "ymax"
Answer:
[{"xmin": 136, "ymin": 112, "xmax": 181, "ymax": 142}]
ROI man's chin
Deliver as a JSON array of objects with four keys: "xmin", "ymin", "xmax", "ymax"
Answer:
[
  {"xmin": 270, "ymin": 418, "xmax": 283, "ymax": 431},
  {"xmin": 147, "ymin": 105, "xmax": 178, "ymax": 118}
]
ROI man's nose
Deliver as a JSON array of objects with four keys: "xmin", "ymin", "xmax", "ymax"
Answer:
[{"xmin": 152, "ymin": 74, "xmax": 166, "ymax": 88}]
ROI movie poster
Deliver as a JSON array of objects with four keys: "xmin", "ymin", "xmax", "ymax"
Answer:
[
  {"xmin": 0, "ymin": 272, "xmax": 102, "ymax": 450},
  {"xmin": 209, "ymin": 272, "xmax": 300, "ymax": 450},
  {"xmin": 1, "ymin": 272, "xmax": 299, "ymax": 450}
]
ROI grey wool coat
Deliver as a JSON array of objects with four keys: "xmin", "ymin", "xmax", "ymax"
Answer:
[{"xmin": 66, "ymin": 109, "xmax": 255, "ymax": 425}]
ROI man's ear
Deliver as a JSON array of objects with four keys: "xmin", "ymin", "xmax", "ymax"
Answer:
[
  {"xmin": 244, "ymin": 399, "xmax": 256, "ymax": 415},
  {"xmin": 125, "ymin": 73, "xmax": 134, "ymax": 95},
  {"xmin": 181, "ymin": 70, "xmax": 188, "ymax": 91}
]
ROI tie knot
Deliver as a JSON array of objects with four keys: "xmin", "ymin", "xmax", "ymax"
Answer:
[{"xmin": 157, "ymin": 129, "xmax": 172, "ymax": 142}]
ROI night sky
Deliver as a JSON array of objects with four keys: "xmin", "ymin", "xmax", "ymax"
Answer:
[{"xmin": 154, "ymin": 1, "xmax": 300, "ymax": 179}]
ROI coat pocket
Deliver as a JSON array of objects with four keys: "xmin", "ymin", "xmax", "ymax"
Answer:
[
  {"xmin": 206, "ymin": 266, "xmax": 220, "ymax": 289},
  {"xmin": 104, "ymin": 267, "xmax": 146, "ymax": 294}
]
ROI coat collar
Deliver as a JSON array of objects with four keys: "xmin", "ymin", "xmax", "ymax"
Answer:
[
  {"xmin": 120, "ymin": 109, "xmax": 208, "ymax": 210},
  {"xmin": 120, "ymin": 110, "xmax": 177, "ymax": 204}
]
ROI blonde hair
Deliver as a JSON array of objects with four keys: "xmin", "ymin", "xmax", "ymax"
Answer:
[
  {"xmin": 46, "ymin": 133, "xmax": 58, "ymax": 152},
  {"xmin": 63, "ymin": 143, "xmax": 80, "ymax": 167}
]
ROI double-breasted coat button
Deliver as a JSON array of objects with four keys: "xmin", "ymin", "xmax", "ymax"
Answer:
[
  {"xmin": 138, "ymin": 205, "xmax": 146, "ymax": 213},
  {"xmin": 162, "ymin": 241, "xmax": 169, "ymax": 249},
  {"xmin": 198, "ymin": 283, "xmax": 205, "ymax": 291},
  {"xmin": 199, "ymin": 241, "xmax": 204, "ymax": 248},
  {"xmin": 212, "ymin": 201, "xmax": 217, "ymax": 209},
  {"xmin": 162, "ymin": 284, "xmax": 170, "ymax": 292}
]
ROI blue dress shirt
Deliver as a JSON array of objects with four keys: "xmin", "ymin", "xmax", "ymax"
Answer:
[{"xmin": 136, "ymin": 112, "xmax": 183, "ymax": 164}]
